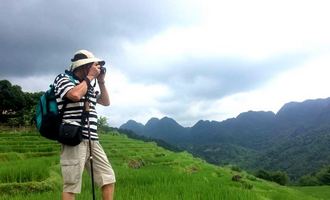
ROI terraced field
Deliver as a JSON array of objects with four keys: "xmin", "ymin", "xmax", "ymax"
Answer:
[{"xmin": 0, "ymin": 128, "xmax": 325, "ymax": 199}]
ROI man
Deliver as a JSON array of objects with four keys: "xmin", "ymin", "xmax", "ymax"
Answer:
[{"xmin": 54, "ymin": 50, "xmax": 116, "ymax": 200}]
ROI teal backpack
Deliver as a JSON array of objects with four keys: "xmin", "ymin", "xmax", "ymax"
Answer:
[{"xmin": 35, "ymin": 73, "xmax": 75, "ymax": 140}]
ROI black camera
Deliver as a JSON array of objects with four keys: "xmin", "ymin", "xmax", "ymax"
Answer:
[{"xmin": 100, "ymin": 67, "xmax": 106, "ymax": 74}]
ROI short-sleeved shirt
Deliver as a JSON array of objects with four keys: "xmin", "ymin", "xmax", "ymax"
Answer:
[{"xmin": 53, "ymin": 73, "xmax": 99, "ymax": 140}]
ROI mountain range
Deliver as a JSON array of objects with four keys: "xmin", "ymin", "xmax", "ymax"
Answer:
[{"xmin": 120, "ymin": 97, "xmax": 330, "ymax": 180}]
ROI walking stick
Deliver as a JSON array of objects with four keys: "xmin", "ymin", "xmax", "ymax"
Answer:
[{"xmin": 84, "ymin": 99, "xmax": 96, "ymax": 200}]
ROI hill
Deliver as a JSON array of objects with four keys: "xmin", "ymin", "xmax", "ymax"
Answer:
[
  {"xmin": 120, "ymin": 97, "xmax": 330, "ymax": 180},
  {"xmin": 0, "ymin": 128, "xmax": 326, "ymax": 200}
]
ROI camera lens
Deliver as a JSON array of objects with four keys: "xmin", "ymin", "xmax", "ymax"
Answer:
[{"xmin": 101, "ymin": 67, "xmax": 106, "ymax": 74}]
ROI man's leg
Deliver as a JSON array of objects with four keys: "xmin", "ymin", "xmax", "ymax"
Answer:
[
  {"xmin": 61, "ymin": 142, "xmax": 88, "ymax": 200},
  {"xmin": 87, "ymin": 141, "xmax": 116, "ymax": 200},
  {"xmin": 102, "ymin": 183, "xmax": 115, "ymax": 200},
  {"xmin": 62, "ymin": 192, "xmax": 75, "ymax": 200}
]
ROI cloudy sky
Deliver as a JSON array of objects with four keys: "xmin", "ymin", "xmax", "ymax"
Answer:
[{"xmin": 1, "ymin": 0, "xmax": 330, "ymax": 127}]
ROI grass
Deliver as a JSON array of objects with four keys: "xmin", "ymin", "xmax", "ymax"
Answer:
[
  {"xmin": 293, "ymin": 186, "xmax": 330, "ymax": 200},
  {"xmin": 0, "ymin": 128, "xmax": 326, "ymax": 199}
]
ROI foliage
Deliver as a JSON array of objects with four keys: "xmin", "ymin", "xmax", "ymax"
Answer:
[
  {"xmin": 298, "ymin": 165, "xmax": 330, "ymax": 186},
  {"xmin": 97, "ymin": 116, "xmax": 110, "ymax": 133},
  {"xmin": 0, "ymin": 80, "xmax": 25, "ymax": 116},
  {"xmin": 256, "ymin": 169, "xmax": 289, "ymax": 185},
  {"xmin": 255, "ymin": 170, "xmax": 271, "ymax": 181},
  {"xmin": 122, "ymin": 101, "xmax": 330, "ymax": 183},
  {"xmin": 299, "ymin": 175, "xmax": 320, "ymax": 186},
  {"xmin": 118, "ymin": 128, "xmax": 183, "ymax": 153},
  {"xmin": 316, "ymin": 166, "xmax": 330, "ymax": 185},
  {"xmin": 0, "ymin": 79, "xmax": 43, "ymax": 126},
  {"xmin": 0, "ymin": 129, "xmax": 322, "ymax": 200},
  {"xmin": 272, "ymin": 171, "xmax": 289, "ymax": 186},
  {"xmin": 230, "ymin": 165, "xmax": 242, "ymax": 172}
]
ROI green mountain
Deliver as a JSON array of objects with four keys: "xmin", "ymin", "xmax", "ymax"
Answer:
[
  {"xmin": 0, "ymin": 128, "xmax": 328, "ymax": 200},
  {"xmin": 120, "ymin": 97, "xmax": 330, "ymax": 180}
]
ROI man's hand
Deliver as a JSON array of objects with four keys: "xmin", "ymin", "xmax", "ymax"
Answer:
[
  {"xmin": 97, "ymin": 68, "xmax": 106, "ymax": 83},
  {"xmin": 87, "ymin": 62, "xmax": 101, "ymax": 80}
]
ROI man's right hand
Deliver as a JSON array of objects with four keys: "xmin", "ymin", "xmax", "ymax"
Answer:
[{"xmin": 87, "ymin": 62, "xmax": 101, "ymax": 80}]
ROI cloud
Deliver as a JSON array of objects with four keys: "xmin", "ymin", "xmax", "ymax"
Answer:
[
  {"xmin": 2, "ymin": 0, "xmax": 330, "ymax": 128},
  {"xmin": 0, "ymin": 0, "xmax": 198, "ymax": 76},
  {"xmin": 120, "ymin": 48, "xmax": 307, "ymax": 101},
  {"xmin": 96, "ymin": 68, "xmax": 172, "ymax": 126},
  {"xmin": 1, "ymin": 74, "xmax": 56, "ymax": 92}
]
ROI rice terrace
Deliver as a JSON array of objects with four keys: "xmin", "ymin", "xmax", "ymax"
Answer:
[{"xmin": 0, "ymin": 127, "xmax": 329, "ymax": 200}]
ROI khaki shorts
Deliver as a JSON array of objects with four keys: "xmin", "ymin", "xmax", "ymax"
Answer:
[{"xmin": 60, "ymin": 140, "xmax": 116, "ymax": 193}]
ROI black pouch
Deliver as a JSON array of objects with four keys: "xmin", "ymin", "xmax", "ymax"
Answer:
[{"xmin": 58, "ymin": 123, "xmax": 82, "ymax": 146}]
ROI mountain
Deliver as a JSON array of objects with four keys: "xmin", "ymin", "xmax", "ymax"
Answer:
[
  {"xmin": 120, "ymin": 119, "xmax": 145, "ymax": 135},
  {"xmin": 276, "ymin": 98, "xmax": 330, "ymax": 127},
  {"xmin": 120, "ymin": 97, "xmax": 330, "ymax": 180},
  {"xmin": 120, "ymin": 117, "xmax": 190, "ymax": 144},
  {"xmin": 184, "ymin": 111, "xmax": 274, "ymax": 150}
]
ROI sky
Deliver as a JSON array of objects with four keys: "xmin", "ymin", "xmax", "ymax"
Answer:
[{"xmin": 1, "ymin": 0, "xmax": 330, "ymax": 127}]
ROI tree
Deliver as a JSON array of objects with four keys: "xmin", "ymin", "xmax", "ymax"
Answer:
[
  {"xmin": 23, "ymin": 91, "xmax": 43, "ymax": 125},
  {"xmin": 299, "ymin": 175, "xmax": 319, "ymax": 186},
  {"xmin": 0, "ymin": 80, "xmax": 26, "ymax": 122},
  {"xmin": 256, "ymin": 170, "xmax": 271, "ymax": 181},
  {"xmin": 97, "ymin": 116, "xmax": 112, "ymax": 133},
  {"xmin": 255, "ymin": 169, "xmax": 288, "ymax": 185},
  {"xmin": 317, "ymin": 166, "xmax": 330, "ymax": 185},
  {"xmin": 271, "ymin": 171, "xmax": 289, "ymax": 185},
  {"xmin": 0, "ymin": 80, "xmax": 44, "ymax": 126}
]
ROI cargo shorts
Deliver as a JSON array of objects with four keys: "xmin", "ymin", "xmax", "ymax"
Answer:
[{"xmin": 60, "ymin": 140, "xmax": 116, "ymax": 193}]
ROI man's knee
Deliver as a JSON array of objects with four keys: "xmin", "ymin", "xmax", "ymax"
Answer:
[
  {"xmin": 62, "ymin": 192, "xmax": 75, "ymax": 200},
  {"xmin": 102, "ymin": 183, "xmax": 115, "ymax": 190}
]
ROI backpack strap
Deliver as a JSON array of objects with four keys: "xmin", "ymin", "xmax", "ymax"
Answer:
[
  {"xmin": 58, "ymin": 71, "xmax": 77, "ymax": 120},
  {"xmin": 59, "ymin": 71, "xmax": 89, "ymax": 126}
]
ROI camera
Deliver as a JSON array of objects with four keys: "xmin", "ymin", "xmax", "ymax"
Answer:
[{"xmin": 100, "ymin": 66, "xmax": 106, "ymax": 74}]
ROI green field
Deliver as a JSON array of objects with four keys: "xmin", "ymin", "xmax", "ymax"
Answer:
[{"xmin": 0, "ymin": 128, "xmax": 327, "ymax": 200}]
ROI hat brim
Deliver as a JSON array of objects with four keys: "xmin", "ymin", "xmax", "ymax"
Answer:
[{"xmin": 70, "ymin": 58, "xmax": 105, "ymax": 71}]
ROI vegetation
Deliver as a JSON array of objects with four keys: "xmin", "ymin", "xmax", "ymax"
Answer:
[
  {"xmin": 0, "ymin": 80, "xmax": 43, "ymax": 126},
  {"xmin": 255, "ymin": 169, "xmax": 289, "ymax": 185},
  {"xmin": 294, "ymin": 186, "xmax": 330, "ymax": 200},
  {"xmin": 299, "ymin": 166, "xmax": 330, "ymax": 186},
  {"xmin": 121, "ymin": 100, "xmax": 330, "ymax": 183},
  {"xmin": 0, "ymin": 128, "xmax": 327, "ymax": 199}
]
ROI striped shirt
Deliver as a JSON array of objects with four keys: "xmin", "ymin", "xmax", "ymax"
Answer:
[{"xmin": 54, "ymin": 73, "xmax": 99, "ymax": 140}]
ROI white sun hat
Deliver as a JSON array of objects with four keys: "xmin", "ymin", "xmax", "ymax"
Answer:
[{"xmin": 69, "ymin": 49, "xmax": 105, "ymax": 71}]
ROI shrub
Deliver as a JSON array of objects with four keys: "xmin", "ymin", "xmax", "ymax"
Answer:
[
  {"xmin": 271, "ymin": 171, "xmax": 289, "ymax": 186},
  {"xmin": 232, "ymin": 175, "xmax": 242, "ymax": 182},
  {"xmin": 256, "ymin": 170, "xmax": 271, "ymax": 181},
  {"xmin": 255, "ymin": 169, "xmax": 288, "ymax": 185},
  {"xmin": 246, "ymin": 175, "xmax": 257, "ymax": 182},
  {"xmin": 316, "ymin": 166, "xmax": 330, "ymax": 185},
  {"xmin": 128, "ymin": 159, "xmax": 145, "ymax": 169},
  {"xmin": 299, "ymin": 175, "xmax": 320, "ymax": 186},
  {"xmin": 230, "ymin": 165, "xmax": 242, "ymax": 172}
]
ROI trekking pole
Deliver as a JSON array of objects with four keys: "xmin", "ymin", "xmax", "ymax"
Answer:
[{"xmin": 84, "ymin": 100, "xmax": 96, "ymax": 200}]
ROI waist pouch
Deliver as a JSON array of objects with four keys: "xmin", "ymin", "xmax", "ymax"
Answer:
[{"xmin": 58, "ymin": 123, "xmax": 82, "ymax": 146}]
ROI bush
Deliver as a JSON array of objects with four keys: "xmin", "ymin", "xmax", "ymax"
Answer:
[
  {"xmin": 256, "ymin": 170, "xmax": 271, "ymax": 181},
  {"xmin": 299, "ymin": 175, "xmax": 320, "ymax": 186},
  {"xmin": 271, "ymin": 171, "xmax": 289, "ymax": 186},
  {"xmin": 255, "ymin": 169, "xmax": 288, "ymax": 185},
  {"xmin": 316, "ymin": 166, "xmax": 330, "ymax": 185},
  {"xmin": 230, "ymin": 165, "xmax": 242, "ymax": 172}
]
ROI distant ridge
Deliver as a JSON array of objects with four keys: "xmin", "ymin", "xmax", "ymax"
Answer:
[{"xmin": 121, "ymin": 117, "xmax": 189, "ymax": 143}]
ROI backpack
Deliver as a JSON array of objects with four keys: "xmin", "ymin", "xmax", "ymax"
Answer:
[{"xmin": 35, "ymin": 73, "xmax": 75, "ymax": 140}]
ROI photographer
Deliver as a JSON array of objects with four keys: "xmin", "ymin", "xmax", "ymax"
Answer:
[{"xmin": 54, "ymin": 50, "xmax": 115, "ymax": 200}]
